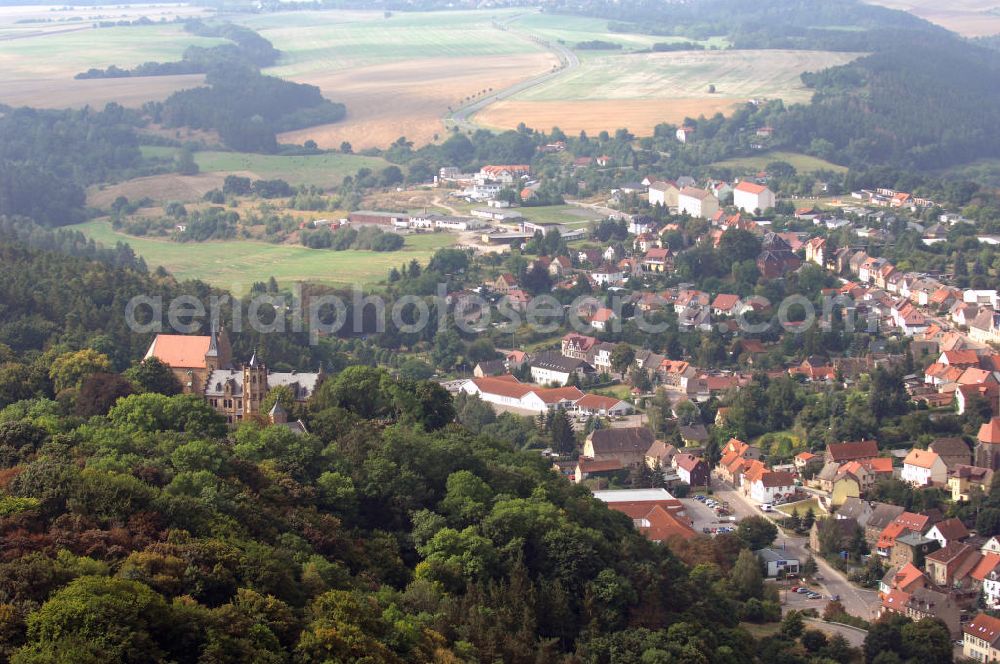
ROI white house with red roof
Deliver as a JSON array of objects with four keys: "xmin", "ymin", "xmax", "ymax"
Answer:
[
  {"xmin": 733, "ymin": 181, "xmax": 775, "ymax": 213},
  {"xmin": 901, "ymin": 448, "xmax": 948, "ymax": 486},
  {"xmin": 574, "ymin": 393, "xmax": 633, "ymax": 417},
  {"xmin": 748, "ymin": 470, "xmax": 796, "ymax": 504},
  {"xmin": 460, "ymin": 376, "xmax": 584, "ymax": 414},
  {"xmin": 710, "ymin": 293, "xmax": 743, "ymax": 316}
]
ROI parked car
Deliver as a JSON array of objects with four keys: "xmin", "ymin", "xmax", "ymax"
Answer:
[
  {"xmin": 828, "ymin": 594, "xmax": 840, "ymax": 601},
  {"xmin": 791, "ymin": 586, "xmax": 801, "ymax": 592},
  {"xmin": 795, "ymin": 588, "xmax": 810, "ymax": 594}
]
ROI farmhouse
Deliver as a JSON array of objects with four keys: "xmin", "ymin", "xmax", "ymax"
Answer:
[
  {"xmin": 733, "ymin": 181, "xmax": 775, "ymax": 213},
  {"xmin": 677, "ymin": 187, "xmax": 719, "ymax": 219}
]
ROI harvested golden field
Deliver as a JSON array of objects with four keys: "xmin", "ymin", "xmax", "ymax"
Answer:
[
  {"xmin": 87, "ymin": 173, "xmax": 242, "ymax": 208},
  {"xmin": 0, "ymin": 74, "xmax": 206, "ymax": 109},
  {"xmin": 278, "ymin": 53, "xmax": 557, "ymax": 150},
  {"xmin": 865, "ymin": 0, "xmax": 1000, "ymax": 36},
  {"xmin": 0, "ymin": 22, "xmax": 222, "ymax": 109},
  {"xmin": 476, "ymin": 97, "xmax": 745, "ymax": 136},
  {"xmin": 476, "ymin": 49, "xmax": 861, "ymax": 135}
]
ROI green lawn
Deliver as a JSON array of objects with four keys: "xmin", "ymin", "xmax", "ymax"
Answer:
[
  {"xmin": 140, "ymin": 147, "xmax": 389, "ymax": 188},
  {"xmin": 777, "ymin": 498, "xmax": 821, "ymax": 517},
  {"xmin": 519, "ymin": 205, "xmax": 603, "ymax": 225},
  {"xmin": 236, "ymin": 9, "xmax": 540, "ymax": 77},
  {"xmin": 73, "ymin": 220, "xmax": 457, "ymax": 295},
  {"xmin": 712, "ymin": 151, "xmax": 849, "ymax": 174}
]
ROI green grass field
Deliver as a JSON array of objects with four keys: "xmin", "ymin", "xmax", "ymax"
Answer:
[
  {"xmin": 777, "ymin": 498, "xmax": 821, "ymax": 517},
  {"xmin": 0, "ymin": 24, "xmax": 225, "ymax": 78},
  {"xmin": 712, "ymin": 151, "xmax": 849, "ymax": 174},
  {"xmin": 514, "ymin": 49, "xmax": 862, "ymax": 102},
  {"xmin": 508, "ymin": 13, "xmax": 729, "ymax": 52},
  {"xmin": 73, "ymin": 220, "xmax": 457, "ymax": 295},
  {"xmin": 140, "ymin": 147, "xmax": 389, "ymax": 188},
  {"xmin": 237, "ymin": 9, "xmax": 539, "ymax": 77}
]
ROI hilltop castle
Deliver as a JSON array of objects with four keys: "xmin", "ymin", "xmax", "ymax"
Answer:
[{"xmin": 145, "ymin": 326, "xmax": 322, "ymax": 425}]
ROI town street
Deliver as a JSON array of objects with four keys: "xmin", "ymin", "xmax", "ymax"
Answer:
[{"xmin": 707, "ymin": 482, "xmax": 880, "ymax": 620}]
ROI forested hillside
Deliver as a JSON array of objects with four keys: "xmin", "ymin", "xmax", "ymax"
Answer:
[{"xmin": 549, "ymin": 0, "xmax": 1000, "ymax": 170}]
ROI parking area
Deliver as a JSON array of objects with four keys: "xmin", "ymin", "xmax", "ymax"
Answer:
[
  {"xmin": 772, "ymin": 580, "xmax": 836, "ymax": 610},
  {"xmin": 681, "ymin": 495, "xmax": 740, "ymax": 536}
]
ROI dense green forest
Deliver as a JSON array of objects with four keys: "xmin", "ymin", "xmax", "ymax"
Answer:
[{"xmin": 0, "ymin": 105, "xmax": 144, "ymax": 226}]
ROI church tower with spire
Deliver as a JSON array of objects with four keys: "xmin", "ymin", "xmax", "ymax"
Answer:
[
  {"xmin": 204, "ymin": 322, "xmax": 233, "ymax": 371},
  {"xmin": 242, "ymin": 351, "xmax": 268, "ymax": 416}
]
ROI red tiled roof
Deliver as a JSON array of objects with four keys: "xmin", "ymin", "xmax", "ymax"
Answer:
[
  {"xmin": 931, "ymin": 517, "xmax": 970, "ymax": 543},
  {"xmin": 577, "ymin": 457, "xmax": 624, "ymax": 474},
  {"xmin": 972, "ymin": 553, "xmax": 1000, "ymax": 581},
  {"xmin": 759, "ymin": 471, "xmax": 795, "ymax": 488},
  {"xmin": 575, "ymin": 393, "xmax": 623, "ymax": 411},
  {"xmin": 966, "ymin": 613, "xmax": 1000, "ymax": 645},
  {"xmin": 145, "ymin": 334, "xmax": 211, "ymax": 369},
  {"xmin": 894, "ymin": 562, "xmax": 926, "ymax": 591},
  {"xmin": 980, "ymin": 417, "xmax": 1000, "ymax": 444},
  {"xmin": 735, "ymin": 181, "xmax": 768, "ymax": 194},
  {"xmin": 882, "ymin": 588, "xmax": 910, "ymax": 611},
  {"xmin": 827, "ymin": 440, "xmax": 879, "ymax": 462},
  {"xmin": 640, "ymin": 504, "xmax": 696, "ymax": 542},
  {"xmin": 712, "ymin": 294, "xmax": 741, "ymax": 311},
  {"xmin": 536, "ymin": 386, "xmax": 586, "ymax": 404},
  {"xmin": 904, "ymin": 448, "xmax": 941, "ymax": 470}
]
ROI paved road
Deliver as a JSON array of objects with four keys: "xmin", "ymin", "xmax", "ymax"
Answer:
[
  {"xmin": 803, "ymin": 618, "xmax": 867, "ymax": 648},
  {"xmin": 445, "ymin": 18, "xmax": 580, "ymax": 134},
  {"xmin": 711, "ymin": 482, "xmax": 880, "ymax": 621}
]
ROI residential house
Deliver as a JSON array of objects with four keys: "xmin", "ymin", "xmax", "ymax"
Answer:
[
  {"xmin": 749, "ymin": 471, "xmax": 796, "ymax": 504},
  {"xmin": 929, "ymin": 437, "xmax": 973, "ymax": 470},
  {"xmin": 493, "ymin": 273, "xmax": 519, "ymax": 294},
  {"xmin": 974, "ymin": 556, "xmax": 1000, "ymax": 610},
  {"xmin": 583, "ymin": 427, "xmax": 656, "ymax": 468},
  {"xmin": 794, "ymin": 451, "xmax": 821, "ymax": 472},
  {"xmin": 805, "ymin": 237, "xmax": 826, "ymax": 267},
  {"xmin": 901, "ymin": 448, "xmax": 948, "ymax": 486},
  {"xmin": 529, "ymin": 352, "xmax": 596, "ymax": 386},
  {"xmin": 562, "ymin": 333, "xmax": 599, "ymax": 360},
  {"xmin": 642, "ymin": 247, "xmax": 673, "ymax": 273},
  {"xmin": 949, "ymin": 465, "xmax": 994, "ymax": 502},
  {"xmin": 674, "ymin": 453, "xmax": 709, "ymax": 488},
  {"xmin": 574, "ymin": 457, "xmax": 624, "ymax": 484},
  {"xmin": 757, "ymin": 232, "xmax": 802, "ymax": 279},
  {"xmin": 896, "ymin": 587, "xmax": 961, "ymax": 637},
  {"xmin": 678, "ymin": 187, "xmax": 719, "ymax": 219},
  {"xmin": 864, "ymin": 503, "xmax": 907, "ymax": 546},
  {"xmin": 678, "ymin": 424, "xmax": 709, "ymax": 446},
  {"xmin": 880, "ymin": 561, "xmax": 927, "ymax": 597},
  {"xmin": 964, "ymin": 613, "xmax": 1000, "ymax": 661},
  {"xmin": 925, "ymin": 542, "xmax": 981, "ymax": 588},
  {"xmin": 574, "ymin": 393, "xmax": 633, "ymax": 417},
  {"xmin": 826, "ymin": 440, "xmax": 879, "ymax": 464},
  {"xmin": 711, "ymin": 294, "xmax": 744, "ymax": 317},
  {"xmin": 589, "ymin": 263, "xmax": 625, "ymax": 287},
  {"xmin": 970, "ymin": 308, "xmax": 1000, "ymax": 345},
  {"xmin": 589, "ymin": 307, "xmax": 618, "ymax": 332},
  {"xmin": 733, "ymin": 181, "xmax": 776, "ymax": 213},
  {"xmin": 890, "ymin": 532, "xmax": 939, "ymax": 569},
  {"xmin": 473, "ymin": 359, "xmax": 507, "ymax": 377},
  {"xmin": 925, "ymin": 518, "xmax": 971, "ymax": 549},
  {"xmin": 645, "ymin": 440, "xmax": 678, "ymax": 470},
  {"xmin": 836, "ymin": 497, "xmax": 874, "ymax": 527}
]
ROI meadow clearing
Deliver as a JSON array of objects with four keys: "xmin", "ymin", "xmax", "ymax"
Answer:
[
  {"xmin": 0, "ymin": 21, "xmax": 222, "ymax": 108},
  {"xmin": 864, "ymin": 0, "xmax": 1000, "ymax": 36},
  {"xmin": 711, "ymin": 151, "xmax": 849, "ymax": 175},
  {"xmin": 87, "ymin": 148, "xmax": 389, "ymax": 208},
  {"xmin": 475, "ymin": 48, "xmax": 863, "ymax": 136},
  {"xmin": 74, "ymin": 219, "xmax": 458, "ymax": 294}
]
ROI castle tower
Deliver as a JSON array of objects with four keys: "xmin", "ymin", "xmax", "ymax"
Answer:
[
  {"xmin": 268, "ymin": 401, "xmax": 288, "ymax": 425},
  {"xmin": 204, "ymin": 322, "xmax": 233, "ymax": 371},
  {"xmin": 242, "ymin": 351, "xmax": 268, "ymax": 416}
]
